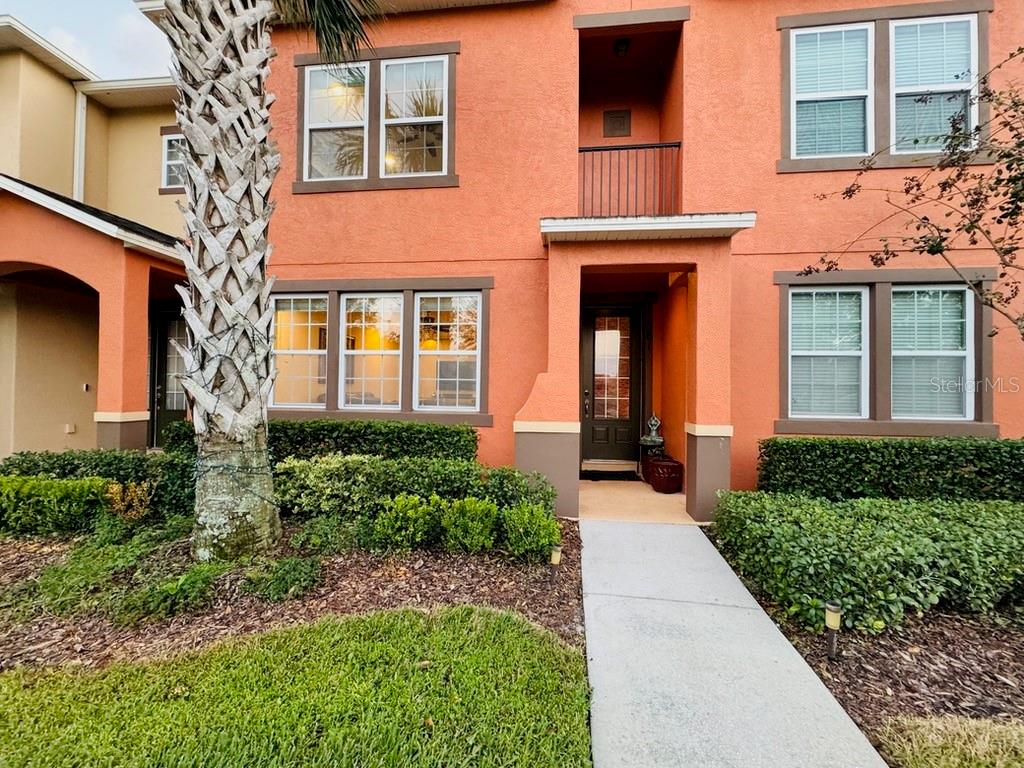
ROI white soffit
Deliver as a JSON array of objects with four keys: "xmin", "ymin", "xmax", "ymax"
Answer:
[
  {"xmin": 77, "ymin": 77, "xmax": 177, "ymax": 109},
  {"xmin": 539, "ymin": 212, "xmax": 757, "ymax": 244}
]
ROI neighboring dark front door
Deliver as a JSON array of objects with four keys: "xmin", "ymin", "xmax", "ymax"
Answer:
[
  {"xmin": 581, "ymin": 307, "xmax": 642, "ymax": 461},
  {"xmin": 151, "ymin": 313, "xmax": 188, "ymax": 446}
]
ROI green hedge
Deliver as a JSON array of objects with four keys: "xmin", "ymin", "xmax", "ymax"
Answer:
[
  {"xmin": 758, "ymin": 437, "xmax": 1024, "ymax": 501},
  {"xmin": 0, "ymin": 476, "xmax": 110, "ymax": 535},
  {"xmin": 279, "ymin": 454, "xmax": 560, "ymax": 560},
  {"xmin": 0, "ymin": 450, "xmax": 194, "ymax": 520},
  {"xmin": 713, "ymin": 491, "xmax": 1024, "ymax": 633},
  {"xmin": 163, "ymin": 419, "xmax": 479, "ymax": 462}
]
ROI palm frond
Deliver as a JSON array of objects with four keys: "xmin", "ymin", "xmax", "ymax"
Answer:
[{"xmin": 276, "ymin": 0, "xmax": 382, "ymax": 64}]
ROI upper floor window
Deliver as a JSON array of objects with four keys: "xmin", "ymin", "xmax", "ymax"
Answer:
[
  {"xmin": 792, "ymin": 24, "xmax": 873, "ymax": 158},
  {"xmin": 161, "ymin": 133, "xmax": 186, "ymax": 191},
  {"xmin": 891, "ymin": 16, "xmax": 978, "ymax": 153},
  {"xmin": 294, "ymin": 43, "xmax": 459, "ymax": 194}
]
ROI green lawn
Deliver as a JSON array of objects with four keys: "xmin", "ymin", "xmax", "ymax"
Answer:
[
  {"xmin": 880, "ymin": 716, "xmax": 1024, "ymax": 768},
  {"xmin": 0, "ymin": 606, "xmax": 592, "ymax": 768}
]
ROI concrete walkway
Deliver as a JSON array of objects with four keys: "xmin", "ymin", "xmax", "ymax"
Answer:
[{"xmin": 581, "ymin": 520, "xmax": 887, "ymax": 768}]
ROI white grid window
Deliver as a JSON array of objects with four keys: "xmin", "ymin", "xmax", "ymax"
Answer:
[
  {"xmin": 892, "ymin": 16, "xmax": 978, "ymax": 153},
  {"xmin": 789, "ymin": 288, "xmax": 870, "ymax": 418},
  {"xmin": 164, "ymin": 318, "xmax": 188, "ymax": 411},
  {"xmin": 341, "ymin": 294, "xmax": 403, "ymax": 410},
  {"xmin": 791, "ymin": 24, "xmax": 873, "ymax": 158},
  {"xmin": 162, "ymin": 134, "xmax": 186, "ymax": 189},
  {"xmin": 414, "ymin": 293, "xmax": 480, "ymax": 411},
  {"xmin": 271, "ymin": 295, "xmax": 328, "ymax": 408},
  {"xmin": 304, "ymin": 63, "xmax": 369, "ymax": 181},
  {"xmin": 381, "ymin": 56, "xmax": 448, "ymax": 177},
  {"xmin": 892, "ymin": 286, "xmax": 974, "ymax": 419}
]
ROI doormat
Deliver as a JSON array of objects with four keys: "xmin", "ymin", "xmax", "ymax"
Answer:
[{"xmin": 579, "ymin": 471, "xmax": 640, "ymax": 482}]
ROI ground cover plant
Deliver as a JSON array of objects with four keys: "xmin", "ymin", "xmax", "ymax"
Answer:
[{"xmin": 0, "ymin": 607, "xmax": 592, "ymax": 768}]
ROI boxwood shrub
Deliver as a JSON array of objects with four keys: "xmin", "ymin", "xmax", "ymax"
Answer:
[
  {"xmin": 713, "ymin": 491, "xmax": 1024, "ymax": 633},
  {"xmin": 0, "ymin": 476, "xmax": 110, "ymax": 535},
  {"xmin": 163, "ymin": 419, "xmax": 478, "ymax": 462},
  {"xmin": 758, "ymin": 436, "xmax": 1024, "ymax": 501},
  {"xmin": 0, "ymin": 450, "xmax": 194, "ymax": 520}
]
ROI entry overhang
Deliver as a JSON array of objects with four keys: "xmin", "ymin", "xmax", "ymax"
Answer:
[{"xmin": 539, "ymin": 212, "xmax": 757, "ymax": 244}]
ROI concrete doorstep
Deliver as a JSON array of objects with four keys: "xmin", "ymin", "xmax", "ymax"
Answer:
[{"xmin": 581, "ymin": 520, "xmax": 887, "ymax": 768}]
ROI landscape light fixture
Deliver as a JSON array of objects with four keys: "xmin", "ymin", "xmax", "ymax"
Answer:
[
  {"xmin": 548, "ymin": 545, "xmax": 563, "ymax": 586},
  {"xmin": 824, "ymin": 600, "xmax": 843, "ymax": 661}
]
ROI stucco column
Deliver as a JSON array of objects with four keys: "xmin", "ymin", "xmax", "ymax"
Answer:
[
  {"xmin": 515, "ymin": 246, "xmax": 581, "ymax": 517},
  {"xmin": 96, "ymin": 251, "xmax": 151, "ymax": 449},
  {"xmin": 685, "ymin": 256, "xmax": 733, "ymax": 521}
]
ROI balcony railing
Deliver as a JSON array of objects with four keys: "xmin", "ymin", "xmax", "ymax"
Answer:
[{"xmin": 578, "ymin": 142, "xmax": 681, "ymax": 218}]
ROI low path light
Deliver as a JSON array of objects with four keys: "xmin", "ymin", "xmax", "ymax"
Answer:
[{"xmin": 825, "ymin": 600, "xmax": 843, "ymax": 661}]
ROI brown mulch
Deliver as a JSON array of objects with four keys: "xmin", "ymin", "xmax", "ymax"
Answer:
[
  {"xmin": 0, "ymin": 520, "xmax": 583, "ymax": 671},
  {"xmin": 778, "ymin": 608, "xmax": 1024, "ymax": 737},
  {"xmin": 0, "ymin": 537, "xmax": 71, "ymax": 589}
]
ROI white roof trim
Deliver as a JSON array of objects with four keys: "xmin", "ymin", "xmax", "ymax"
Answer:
[
  {"xmin": 0, "ymin": 15, "xmax": 99, "ymax": 81},
  {"xmin": 77, "ymin": 77, "xmax": 177, "ymax": 109},
  {"xmin": 0, "ymin": 176, "xmax": 181, "ymax": 263},
  {"xmin": 539, "ymin": 212, "xmax": 757, "ymax": 243}
]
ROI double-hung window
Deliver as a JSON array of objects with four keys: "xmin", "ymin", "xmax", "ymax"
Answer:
[
  {"xmin": 341, "ymin": 294, "xmax": 403, "ymax": 409},
  {"xmin": 891, "ymin": 16, "xmax": 978, "ymax": 152},
  {"xmin": 161, "ymin": 134, "xmax": 186, "ymax": 189},
  {"xmin": 415, "ymin": 293, "xmax": 481, "ymax": 411},
  {"xmin": 304, "ymin": 63, "xmax": 369, "ymax": 180},
  {"xmin": 271, "ymin": 296, "xmax": 329, "ymax": 408},
  {"xmin": 789, "ymin": 288, "xmax": 870, "ymax": 417},
  {"xmin": 791, "ymin": 24, "xmax": 873, "ymax": 158},
  {"xmin": 891, "ymin": 286, "xmax": 973, "ymax": 419},
  {"xmin": 382, "ymin": 57, "xmax": 448, "ymax": 177}
]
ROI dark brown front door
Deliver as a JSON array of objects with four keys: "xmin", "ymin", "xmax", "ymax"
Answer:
[
  {"xmin": 581, "ymin": 307, "xmax": 642, "ymax": 462},
  {"xmin": 151, "ymin": 313, "xmax": 188, "ymax": 446}
]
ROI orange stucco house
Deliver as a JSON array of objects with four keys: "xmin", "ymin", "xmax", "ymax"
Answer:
[{"xmin": 1, "ymin": 0, "xmax": 1021, "ymax": 520}]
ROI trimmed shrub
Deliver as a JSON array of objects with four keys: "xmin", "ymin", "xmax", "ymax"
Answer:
[
  {"xmin": 442, "ymin": 498, "xmax": 499, "ymax": 553},
  {"xmin": 277, "ymin": 454, "xmax": 556, "ymax": 519},
  {"xmin": 243, "ymin": 557, "xmax": 323, "ymax": 602},
  {"xmin": 0, "ymin": 476, "xmax": 110, "ymax": 535},
  {"xmin": 369, "ymin": 494, "xmax": 443, "ymax": 553},
  {"xmin": 713, "ymin": 491, "xmax": 1024, "ymax": 633},
  {"xmin": 758, "ymin": 436, "xmax": 1024, "ymax": 501},
  {"xmin": 163, "ymin": 419, "xmax": 478, "ymax": 462},
  {"xmin": 290, "ymin": 515, "xmax": 358, "ymax": 555},
  {"xmin": 502, "ymin": 502, "xmax": 561, "ymax": 561},
  {"xmin": 0, "ymin": 449, "xmax": 195, "ymax": 519}
]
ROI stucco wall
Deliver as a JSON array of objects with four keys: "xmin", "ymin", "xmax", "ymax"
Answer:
[
  {"xmin": 0, "ymin": 52, "xmax": 21, "ymax": 179},
  {"xmin": 16, "ymin": 53, "xmax": 76, "ymax": 196},
  {"xmin": 105, "ymin": 106, "xmax": 185, "ymax": 236},
  {"xmin": 84, "ymin": 100, "xmax": 110, "ymax": 209},
  {"xmin": 0, "ymin": 284, "xmax": 16, "ymax": 456}
]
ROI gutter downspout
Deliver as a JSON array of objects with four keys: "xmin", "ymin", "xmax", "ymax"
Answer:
[{"xmin": 72, "ymin": 89, "xmax": 87, "ymax": 201}]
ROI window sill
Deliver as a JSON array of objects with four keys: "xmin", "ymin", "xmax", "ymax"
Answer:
[
  {"xmin": 159, "ymin": 186, "xmax": 185, "ymax": 196},
  {"xmin": 774, "ymin": 418, "xmax": 998, "ymax": 438},
  {"xmin": 292, "ymin": 175, "xmax": 460, "ymax": 195},
  {"xmin": 269, "ymin": 407, "xmax": 493, "ymax": 427},
  {"xmin": 776, "ymin": 151, "xmax": 994, "ymax": 174}
]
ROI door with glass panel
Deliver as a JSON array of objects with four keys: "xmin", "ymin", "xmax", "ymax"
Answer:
[
  {"xmin": 580, "ymin": 308, "xmax": 642, "ymax": 462},
  {"xmin": 152, "ymin": 313, "xmax": 189, "ymax": 446}
]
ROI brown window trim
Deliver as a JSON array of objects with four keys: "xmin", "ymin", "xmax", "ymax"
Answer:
[
  {"xmin": 268, "ymin": 277, "xmax": 492, "ymax": 427},
  {"xmin": 774, "ymin": 268, "xmax": 999, "ymax": 438},
  {"xmin": 293, "ymin": 42, "xmax": 459, "ymax": 195},
  {"xmin": 777, "ymin": 0, "xmax": 992, "ymax": 174}
]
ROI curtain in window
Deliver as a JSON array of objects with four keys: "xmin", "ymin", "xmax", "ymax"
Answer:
[
  {"xmin": 893, "ymin": 19, "xmax": 973, "ymax": 151},
  {"xmin": 891, "ymin": 288, "xmax": 970, "ymax": 418},
  {"xmin": 790, "ymin": 290, "xmax": 865, "ymax": 416},
  {"xmin": 793, "ymin": 27, "xmax": 870, "ymax": 156}
]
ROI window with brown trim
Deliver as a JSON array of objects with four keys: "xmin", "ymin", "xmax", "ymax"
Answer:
[
  {"xmin": 774, "ymin": 269, "xmax": 998, "ymax": 437},
  {"xmin": 159, "ymin": 126, "xmax": 186, "ymax": 195},
  {"xmin": 268, "ymin": 278, "xmax": 492, "ymax": 426},
  {"xmin": 777, "ymin": 0, "xmax": 992, "ymax": 173},
  {"xmin": 293, "ymin": 42, "xmax": 460, "ymax": 194}
]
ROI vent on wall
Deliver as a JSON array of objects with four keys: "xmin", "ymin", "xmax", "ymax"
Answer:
[{"xmin": 603, "ymin": 109, "xmax": 631, "ymax": 138}]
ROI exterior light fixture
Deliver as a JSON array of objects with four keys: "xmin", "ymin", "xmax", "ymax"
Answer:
[
  {"xmin": 548, "ymin": 545, "xmax": 563, "ymax": 586},
  {"xmin": 613, "ymin": 37, "xmax": 630, "ymax": 57},
  {"xmin": 824, "ymin": 600, "xmax": 843, "ymax": 661}
]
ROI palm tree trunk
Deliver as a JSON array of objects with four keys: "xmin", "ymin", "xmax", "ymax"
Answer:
[{"xmin": 162, "ymin": 0, "xmax": 282, "ymax": 560}]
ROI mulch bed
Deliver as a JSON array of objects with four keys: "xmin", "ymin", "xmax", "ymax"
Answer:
[
  {"xmin": 776, "ymin": 607, "xmax": 1024, "ymax": 738},
  {"xmin": 0, "ymin": 520, "xmax": 583, "ymax": 670}
]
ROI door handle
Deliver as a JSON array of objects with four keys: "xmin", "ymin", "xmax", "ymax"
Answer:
[{"xmin": 583, "ymin": 389, "xmax": 590, "ymax": 418}]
